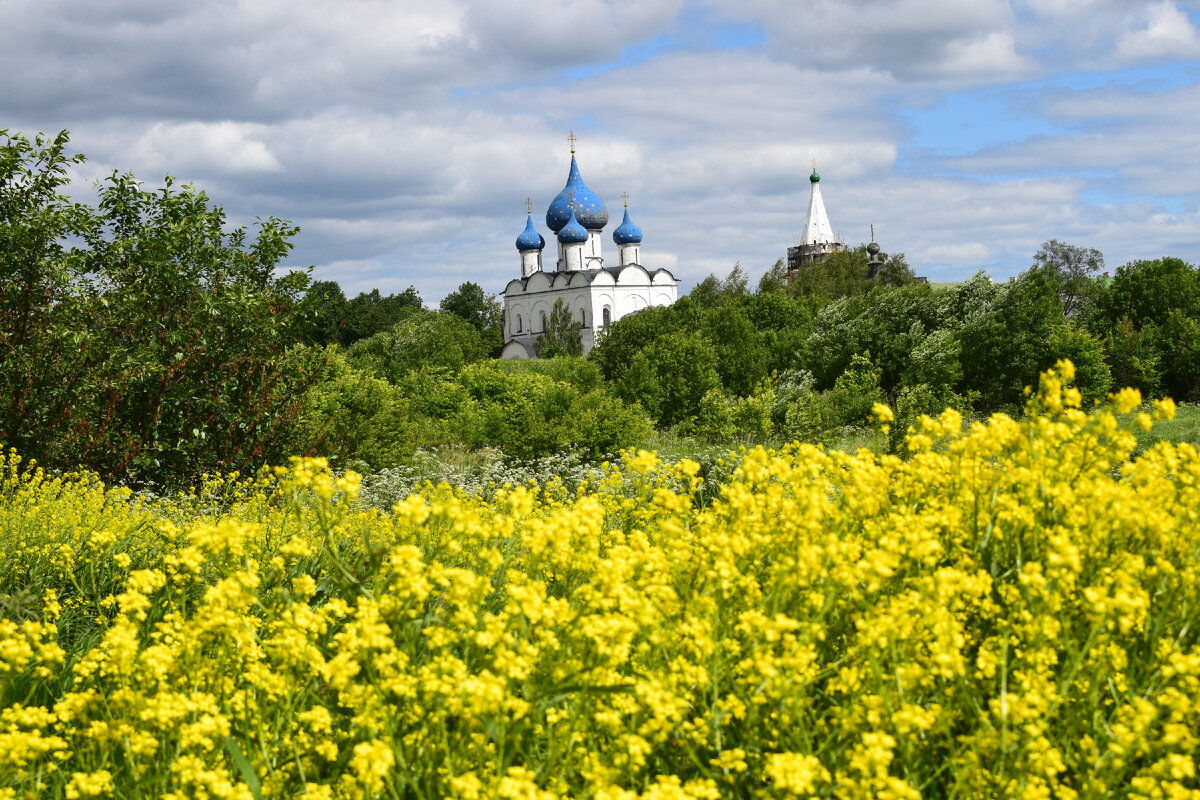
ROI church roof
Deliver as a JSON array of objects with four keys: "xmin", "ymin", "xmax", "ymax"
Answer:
[
  {"xmin": 557, "ymin": 206, "xmax": 589, "ymax": 245},
  {"xmin": 505, "ymin": 264, "xmax": 676, "ymax": 295},
  {"xmin": 546, "ymin": 154, "xmax": 608, "ymax": 233},
  {"xmin": 515, "ymin": 214, "xmax": 546, "ymax": 252},
  {"xmin": 613, "ymin": 207, "xmax": 642, "ymax": 245},
  {"xmin": 801, "ymin": 168, "xmax": 836, "ymax": 245}
]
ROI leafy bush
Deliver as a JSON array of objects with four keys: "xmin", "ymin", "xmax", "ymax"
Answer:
[
  {"xmin": 348, "ymin": 309, "xmax": 486, "ymax": 382},
  {"xmin": 293, "ymin": 348, "xmax": 418, "ymax": 471},
  {"xmin": 1, "ymin": 130, "xmax": 323, "ymax": 487}
]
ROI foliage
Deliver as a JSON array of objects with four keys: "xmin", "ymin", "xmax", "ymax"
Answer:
[
  {"xmin": 440, "ymin": 281, "xmax": 504, "ymax": 356},
  {"xmin": 639, "ymin": 332, "xmax": 723, "ymax": 429},
  {"xmin": 339, "ymin": 286, "xmax": 423, "ymax": 347},
  {"xmin": 396, "ymin": 361, "xmax": 652, "ymax": 462},
  {"xmin": 1092, "ymin": 256, "xmax": 1200, "ymax": 332},
  {"xmin": 706, "ymin": 304, "xmax": 769, "ymax": 396},
  {"xmin": 0, "ymin": 129, "xmax": 323, "ymax": 487},
  {"xmin": 2, "ymin": 366, "xmax": 1197, "ymax": 799},
  {"xmin": 292, "ymin": 348, "xmax": 418, "ymax": 471},
  {"xmin": 348, "ymin": 309, "xmax": 486, "ymax": 383},
  {"xmin": 1091, "ymin": 258, "xmax": 1200, "ymax": 401},
  {"xmin": 788, "ymin": 244, "xmax": 914, "ymax": 300},
  {"xmin": 688, "ymin": 263, "xmax": 750, "ymax": 308},
  {"xmin": 1033, "ymin": 238, "xmax": 1105, "ymax": 318},
  {"xmin": 299, "ymin": 280, "xmax": 350, "ymax": 347},
  {"xmin": 958, "ymin": 266, "xmax": 1073, "ymax": 411},
  {"xmin": 589, "ymin": 304, "xmax": 683, "ymax": 387},
  {"xmin": 534, "ymin": 298, "xmax": 584, "ymax": 358}
]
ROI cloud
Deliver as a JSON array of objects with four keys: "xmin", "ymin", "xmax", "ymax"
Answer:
[
  {"xmin": 131, "ymin": 122, "xmax": 283, "ymax": 174},
  {"xmin": 3, "ymin": 0, "xmax": 1198, "ymax": 304},
  {"xmin": 706, "ymin": 0, "xmax": 1034, "ymax": 83},
  {"xmin": 1116, "ymin": 1, "xmax": 1200, "ymax": 61}
]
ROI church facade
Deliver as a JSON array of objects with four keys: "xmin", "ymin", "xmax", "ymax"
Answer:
[{"xmin": 499, "ymin": 138, "xmax": 677, "ymax": 359}]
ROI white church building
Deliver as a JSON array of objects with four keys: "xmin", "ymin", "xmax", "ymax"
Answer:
[
  {"xmin": 499, "ymin": 137, "xmax": 677, "ymax": 359},
  {"xmin": 786, "ymin": 163, "xmax": 846, "ymax": 277}
]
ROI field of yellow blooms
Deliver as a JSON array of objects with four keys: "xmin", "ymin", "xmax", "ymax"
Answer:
[{"xmin": 2, "ymin": 363, "xmax": 1199, "ymax": 800}]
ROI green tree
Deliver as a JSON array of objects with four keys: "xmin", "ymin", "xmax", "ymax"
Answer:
[
  {"xmin": 1, "ymin": 130, "xmax": 324, "ymax": 485},
  {"xmin": 341, "ymin": 286, "xmax": 423, "ymax": 346},
  {"xmin": 958, "ymin": 266, "xmax": 1109, "ymax": 411},
  {"xmin": 441, "ymin": 281, "xmax": 504, "ymax": 356},
  {"xmin": 689, "ymin": 263, "xmax": 750, "ymax": 309},
  {"xmin": 0, "ymin": 130, "xmax": 91, "ymax": 457},
  {"xmin": 641, "ymin": 333, "xmax": 721, "ymax": 428},
  {"xmin": 705, "ymin": 304, "xmax": 769, "ymax": 397},
  {"xmin": 590, "ymin": 304, "xmax": 682, "ymax": 386},
  {"xmin": 789, "ymin": 245, "xmax": 913, "ymax": 300},
  {"xmin": 1090, "ymin": 257, "xmax": 1200, "ymax": 399},
  {"xmin": 534, "ymin": 298, "xmax": 583, "ymax": 358},
  {"xmin": 300, "ymin": 280, "xmax": 349, "ymax": 346},
  {"xmin": 757, "ymin": 258, "xmax": 789, "ymax": 294},
  {"xmin": 349, "ymin": 309, "xmax": 486, "ymax": 383},
  {"xmin": 1033, "ymin": 239, "xmax": 1105, "ymax": 319}
]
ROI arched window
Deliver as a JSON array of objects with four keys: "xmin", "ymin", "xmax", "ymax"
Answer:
[
  {"xmin": 580, "ymin": 309, "xmax": 587, "ymax": 326},
  {"xmin": 516, "ymin": 314, "xmax": 522, "ymax": 333},
  {"xmin": 602, "ymin": 306, "xmax": 611, "ymax": 326},
  {"xmin": 541, "ymin": 312, "xmax": 547, "ymax": 332}
]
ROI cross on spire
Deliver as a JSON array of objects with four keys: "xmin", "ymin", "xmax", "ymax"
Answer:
[
  {"xmin": 621, "ymin": 191, "xmax": 629, "ymax": 209},
  {"xmin": 525, "ymin": 197, "xmax": 532, "ymax": 215},
  {"xmin": 568, "ymin": 131, "xmax": 577, "ymax": 153}
]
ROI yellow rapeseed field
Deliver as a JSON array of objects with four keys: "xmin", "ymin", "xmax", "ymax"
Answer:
[{"xmin": 1, "ymin": 362, "xmax": 1198, "ymax": 799}]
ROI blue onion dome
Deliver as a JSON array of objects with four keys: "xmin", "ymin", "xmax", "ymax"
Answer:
[
  {"xmin": 515, "ymin": 214, "xmax": 545, "ymax": 252},
  {"xmin": 557, "ymin": 206, "xmax": 588, "ymax": 245},
  {"xmin": 612, "ymin": 207, "xmax": 642, "ymax": 245},
  {"xmin": 546, "ymin": 155, "xmax": 608, "ymax": 232}
]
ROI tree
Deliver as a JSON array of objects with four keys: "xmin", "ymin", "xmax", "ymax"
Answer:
[
  {"xmin": 349, "ymin": 309, "xmax": 486, "ymax": 383},
  {"xmin": 300, "ymin": 280, "xmax": 349, "ymax": 346},
  {"xmin": 640, "ymin": 333, "xmax": 721, "ymax": 428},
  {"xmin": 440, "ymin": 281, "xmax": 504, "ymax": 356},
  {"xmin": 789, "ymin": 245, "xmax": 913, "ymax": 300},
  {"xmin": 1, "ymin": 130, "xmax": 91, "ymax": 458},
  {"xmin": 1, "ymin": 130, "xmax": 325, "ymax": 485},
  {"xmin": 341, "ymin": 287, "xmax": 423, "ymax": 346},
  {"xmin": 757, "ymin": 258, "xmax": 789, "ymax": 294},
  {"xmin": 689, "ymin": 263, "xmax": 750, "ymax": 308},
  {"xmin": 534, "ymin": 298, "xmax": 583, "ymax": 358},
  {"xmin": 705, "ymin": 304, "xmax": 768, "ymax": 397},
  {"xmin": 1033, "ymin": 239, "xmax": 1105, "ymax": 318}
]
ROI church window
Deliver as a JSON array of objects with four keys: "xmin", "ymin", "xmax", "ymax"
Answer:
[
  {"xmin": 541, "ymin": 312, "xmax": 547, "ymax": 332},
  {"xmin": 516, "ymin": 314, "xmax": 522, "ymax": 333},
  {"xmin": 602, "ymin": 306, "xmax": 611, "ymax": 326},
  {"xmin": 580, "ymin": 309, "xmax": 586, "ymax": 326}
]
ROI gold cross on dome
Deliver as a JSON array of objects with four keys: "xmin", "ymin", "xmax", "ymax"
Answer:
[
  {"xmin": 811, "ymin": 157, "xmax": 817, "ymax": 171},
  {"xmin": 621, "ymin": 191, "xmax": 629, "ymax": 208},
  {"xmin": 568, "ymin": 131, "xmax": 577, "ymax": 153},
  {"xmin": 525, "ymin": 197, "xmax": 532, "ymax": 215}
]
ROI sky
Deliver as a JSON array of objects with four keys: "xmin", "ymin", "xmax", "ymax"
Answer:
[{"xmin": 3, "ymin": 0, "xmax": 1199, "ymax": 303}]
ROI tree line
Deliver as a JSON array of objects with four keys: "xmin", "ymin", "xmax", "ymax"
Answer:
[
  {"xmin": 590, "ymin": 240, "xmax": 1199, "ymax": 447},
  {"xmin": 4, "ymin": 129, "xmax": 1196, "ymax": 488}
]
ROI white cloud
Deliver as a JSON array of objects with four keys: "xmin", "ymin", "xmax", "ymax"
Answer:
[
  {"xmin": 1116, "ymin": 1, "xmax": 1200, "ymax": 61},
  {"xmin": 707, "ymin": 0, "xmax": 1033, "ymax": 83},
  {"xmin": 131, "ymin": 122, "xmax": 283, "ymax": 174}
]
